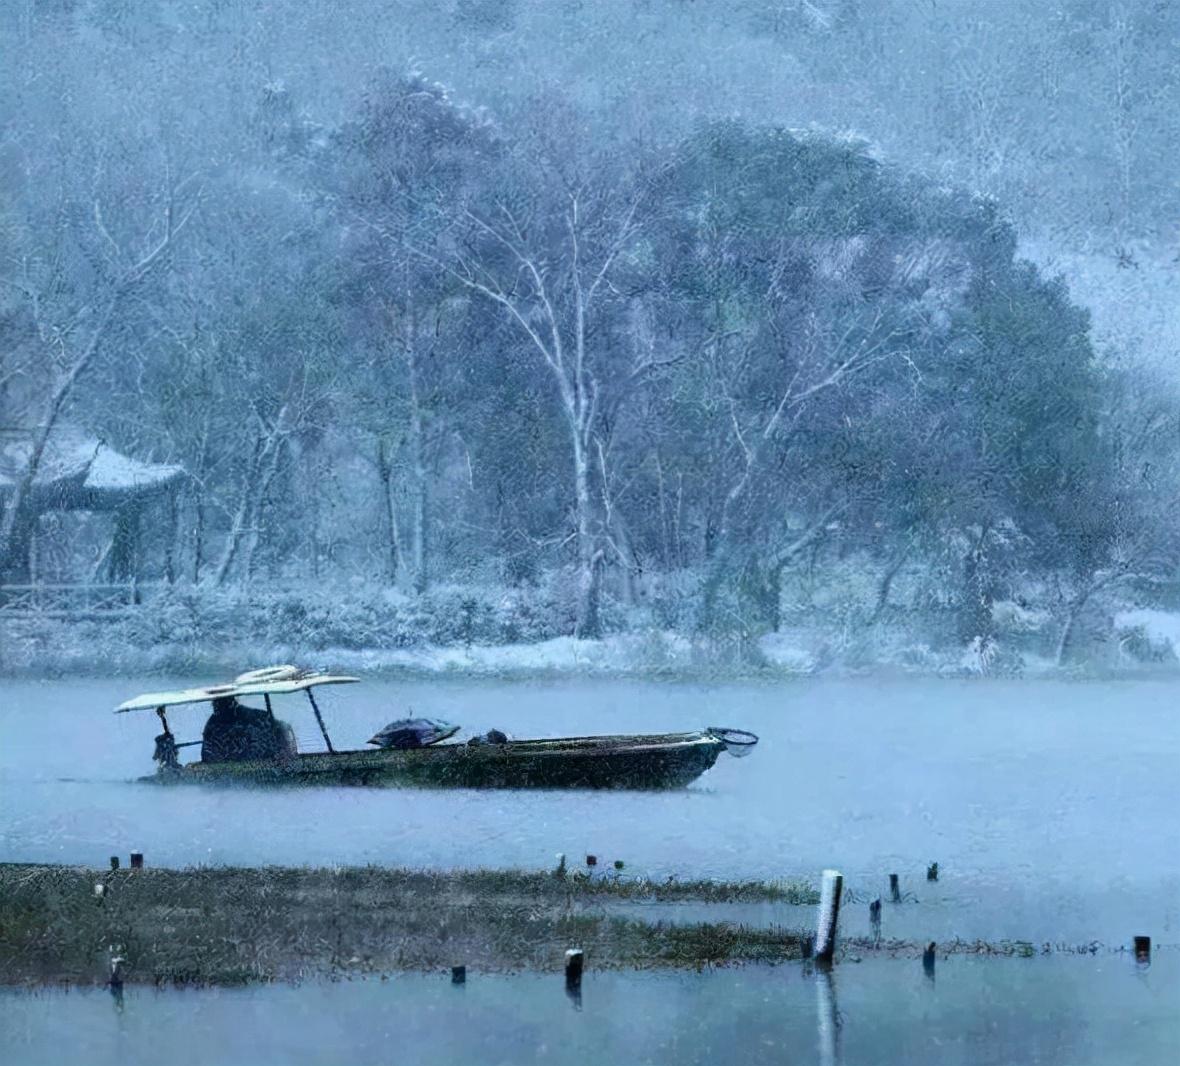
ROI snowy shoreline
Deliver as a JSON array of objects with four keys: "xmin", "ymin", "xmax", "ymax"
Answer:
[
  {"xmin": 3, "ymin": 622, "xmax": 1178, "ymax": 682},
  {"xmin": 4, "ymin": 586, "xmax": 1179, "ymax": 680}
]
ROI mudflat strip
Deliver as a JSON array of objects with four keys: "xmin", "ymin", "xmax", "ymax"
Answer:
[{"xmin": 0, "ymin": 863, "xmax": 814, "ymax": 987}]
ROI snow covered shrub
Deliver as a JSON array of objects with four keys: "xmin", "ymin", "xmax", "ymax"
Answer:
[
  {"xmin": 756, "ymin": 632, "xmax": 818, "ymax": 674},
  {"xmin": 991, "ymin": 599, "xmax": 1050, "ymax": 635},
  {"xmin": 958, "ymin": 636, "xmax": 1023, "ymax": 677},
  {"xmin": 298, "ymin": 593, "xmax": 389, "ymax": 649},
  {"xmin": 530, "ymin": 569, "xmax": 581, "ymax": 636},
  {"xmin": 888, "ymin": 643, "xmax": 943, "ymax": 672},
  {"xmin": 414, "ymin": 586, "xmax": 494, "ymax": 645},
  {"xmin": 615, "ymin": 628, "xmax": 692, "ymax": 674},
  {"xmin": 1113, "ymin": 611, "xmax": 1180, "ymax": 663},
  {"xmin": 122, "ymin": 588, "xmax": 205, "ymax": 647},
  {"xmin": 642, "ymin": 570, "xmax": 704, "ymax": 633},
  {"xmin": 491, "ymin": 585, "xmax": 567, "ymax": 644},
  {"xmin": 796, "ymin": 555, "xmax": 878, "ymax": 621},
  {"xmin": 253, "ymin": 591, "xmax": 313, "ymax": 645}
]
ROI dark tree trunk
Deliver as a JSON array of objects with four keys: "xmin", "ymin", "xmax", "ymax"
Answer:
[
  {"xmin": 107, "ymin": 502, "xmax": 143, "ymax": 583},
  {"xmin": 0, "ymin": 507, "xmax": 36, "ymax": 585},
  {"xmin": 959, "ymin": 531, "xmax": 995, "ymax": 645},
  {"xmin": 376, "ymin": 438, "xmax": 402, "ymax": 586},
  {"xmin": 870, "ymin": 545, "xmax": 911, "ymax": 625},
  {"xmin": 164, "ymin": 489, "xmax": 179, "ymax": 585},
  {"xmin": 192, "ymin": 490, "xmax": 205, "ymax": 584}
]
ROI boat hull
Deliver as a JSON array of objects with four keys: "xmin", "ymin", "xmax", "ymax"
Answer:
[{"xmin": 142, "ymin": 732, "xmax": 729, "ymax": 790}]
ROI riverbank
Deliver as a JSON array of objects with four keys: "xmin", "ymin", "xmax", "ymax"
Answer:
[
  {"xmin": 5, "ymin": 581, "xmax": 1177, "ymax": 680},
  {"xmin": 5, "ymin": 619, "xmax": 1176, "ymax": 682},
  {"xmin": 0, "ymin": 863, "xmax": 818, "ymax": 987}
]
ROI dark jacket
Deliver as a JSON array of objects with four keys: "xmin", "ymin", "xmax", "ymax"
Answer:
[{"xmin": 201, "ymin": 697, "xmax": 295, "ymax": 763}]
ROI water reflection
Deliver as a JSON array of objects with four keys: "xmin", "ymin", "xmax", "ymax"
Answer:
[
  {"xmin": 922, "ymin": 942, "xmax": 937, "ymax": 984},
  {"xmin": 565, "ymin": 980, "xmax": 583, "ymax": 1011},
  {"xmin": 108, "ymin": 947, "xmax": 126, "ymax": 1013},
  {"xmin": 815, "ymin": 965, "xmax": 840, "ymax": 1066}
]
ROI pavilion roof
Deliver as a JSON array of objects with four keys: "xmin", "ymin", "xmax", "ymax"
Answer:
[{"xmin": 0, "ymin": 427, "xmax": 185, "ymax": 508}]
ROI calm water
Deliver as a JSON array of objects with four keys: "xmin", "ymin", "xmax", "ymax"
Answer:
[
  {"xmin": 3, "ymin": 677, "xmax": 1180, "ymax": 946},
  {"xmin": 2, "ymin": 956, "xmax": 1177, "ymax": 1066}
]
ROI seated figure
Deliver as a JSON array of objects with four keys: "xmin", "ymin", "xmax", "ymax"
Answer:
[{"xmin": 202, "ymin": 696, "xmax": 296, "ymax": 763}]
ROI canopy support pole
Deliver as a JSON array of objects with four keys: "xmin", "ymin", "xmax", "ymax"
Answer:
[{"xmin": 306, "ymin": 688, "xmax": 335, "ymax": 753}]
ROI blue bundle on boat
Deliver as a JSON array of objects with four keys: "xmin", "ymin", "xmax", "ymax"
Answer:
[{"xmin": 367, "ymin": 718, "xmax": 459, "ymax": 749}]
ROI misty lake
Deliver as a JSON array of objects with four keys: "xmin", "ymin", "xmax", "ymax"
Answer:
[
  {"xmin": 3, "ymin": 676, "xmax": 1180, "ymax": 948},
  {"xmin": 4, "ymin": 675, "xmax": 1180, "ymax": 1063}
]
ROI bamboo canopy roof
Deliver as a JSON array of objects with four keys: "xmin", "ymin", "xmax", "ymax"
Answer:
[{"xmin": 116, "ymin": 666, "xmax": 360, "ymax": 712}]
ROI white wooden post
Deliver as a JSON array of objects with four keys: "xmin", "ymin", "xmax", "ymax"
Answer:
[
  {"xmin": 814, "ymin": 869, "xmax": 843, "ymax": 964},
  {"xmin": 108, "ymin": 948, "xmax": 125, "ymax": 989}
]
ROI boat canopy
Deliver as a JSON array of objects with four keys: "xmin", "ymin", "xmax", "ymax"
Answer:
[{"xmin": 115, "ymin": 665, "xmax": 359, "ymax": 712}]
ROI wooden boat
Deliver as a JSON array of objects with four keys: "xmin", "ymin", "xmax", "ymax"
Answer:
[{"xmin": 116, "ymin": 666, "xmax": 758, "ymax": 791}]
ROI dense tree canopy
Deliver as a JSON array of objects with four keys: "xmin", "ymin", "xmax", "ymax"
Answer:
[{"xmin": 2, "ymin": 4, "xmax": 1177, "ymax": 662}]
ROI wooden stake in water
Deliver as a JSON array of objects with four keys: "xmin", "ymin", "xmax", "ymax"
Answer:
[
  {"xmin": 814, "ymin": 869, "xmax": 843, "ymax": 964},
  {"xmin": 564, "ymin": 948, "xmax": 584, "ymax": 986},
  {"xmin": 889, "ymin": 873, "xmax": 900, "ymax": 902},
  {"xmin": 108, "ymin": 949, "xmax": 125, "ymax": 990}
]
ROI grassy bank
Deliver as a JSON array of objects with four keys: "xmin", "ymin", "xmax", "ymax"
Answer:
[{"xmin": 0, "ymin": 864, "xmax": 816, "ymax": 988}]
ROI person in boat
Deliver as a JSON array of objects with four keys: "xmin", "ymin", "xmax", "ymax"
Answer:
[{"xmin": 201, "ymin": 696, "xmax": 296, "ymax": 763}]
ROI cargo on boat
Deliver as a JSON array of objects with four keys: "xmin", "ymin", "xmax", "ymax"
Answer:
[{"xmin": 116, "ymin": 666, "xmax": 758, "ymax": 790}]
